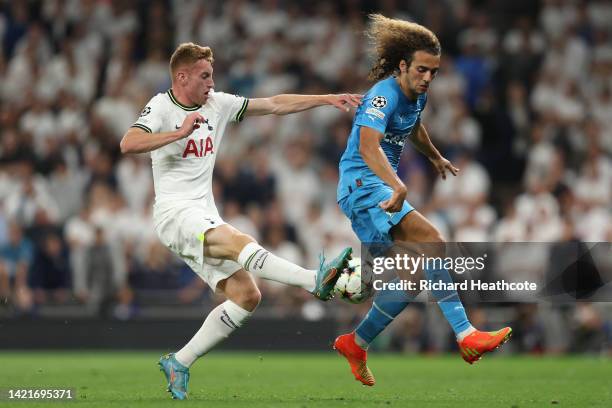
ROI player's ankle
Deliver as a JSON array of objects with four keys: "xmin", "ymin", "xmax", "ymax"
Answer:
[
  {"xmin": 354, "ymin": 333, "xmax": 369, "ymax": 350},
  {"xmin": 173, "ymin": 352, "xmax": 192, "ymax": 368},
  {"xmin": 456, "ymin": 325, "xmax": 476, "ymax": 341}
]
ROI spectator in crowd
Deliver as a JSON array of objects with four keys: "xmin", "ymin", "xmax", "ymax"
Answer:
[
  {"xmin": 29, "ymin": 232, "xmax": 70, "ymax": 305},
  {"xmin": 0, "ymin": 222, "xmax": 33, "ymax": 313}
]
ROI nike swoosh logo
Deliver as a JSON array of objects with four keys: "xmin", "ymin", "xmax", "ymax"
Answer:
[
  {"xmin": 220, "ymin": 312, "xmax": 237, "ymax": 329},
  {"xmin": 175, "ymin": 125, "xmax": 181, "ymax": 129}
]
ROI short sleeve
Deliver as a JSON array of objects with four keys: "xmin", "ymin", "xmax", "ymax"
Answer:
[
  {"xmin": 354, "ymin": 86, "xmax": 398, "ymax": 134},
  {"xmin": 212, "ymin": 91, "xmax": 249, "ymax": 123},
  {"xmin": 132, "ymin": 95, "xmax": 165, "ymax": 133}
]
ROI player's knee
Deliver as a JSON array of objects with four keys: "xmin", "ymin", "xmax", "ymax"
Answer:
[
  {"xmin": 426, "ymin": 229, "xmax": 446, "ymax": 256},
  {"xmin": 235, "ymin": 285, "xmax": 261, "ymax": 312},
  {"xmin": 246, "ymin": 286, "xmax": 262, "ymax": 310},
  {"xmin": 429, "ymin": 231, "xmax": 445, "ymax": 244}
]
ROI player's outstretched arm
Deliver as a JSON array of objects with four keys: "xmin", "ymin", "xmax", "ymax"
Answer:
[
  {"xmin": 409, "ymin": 123, "xmax": 459, "ymax": 180},
  {"xmin": 245, "ymin": 94, "xmax": 361, "ymax": 117},
  {"xmin": 120, "ymin": 112, "xmax": 204, "ymax": 154}
]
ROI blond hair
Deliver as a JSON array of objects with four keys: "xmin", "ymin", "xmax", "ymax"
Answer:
[
  {"xmin": 169, "ymin": 42, "xmax": 214, "ymax": 76},
  {"xmin": 366, "ymin": 14, "xmax": 441, "ymax": 81}
]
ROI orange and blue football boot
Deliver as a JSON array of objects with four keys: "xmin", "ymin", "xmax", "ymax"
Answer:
[
  {"xmin": 313, "ymin": 247, "xmax": 352, "ymax": 300},
  {"xmin": 333, "ymin": 332, "xmax": 375, "ymax": 386},
  {"xmin": 158, "ymin": 353, "xmax": 190, "ymax": 400},
  {"xmin": 458, "ymin": 327, "xmax": 513, "ymax": 364}
]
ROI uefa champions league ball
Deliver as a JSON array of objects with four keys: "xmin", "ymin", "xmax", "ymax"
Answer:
[{"xmin": 334, "ymin": 257, "xmax": 374, "ymax": 304}]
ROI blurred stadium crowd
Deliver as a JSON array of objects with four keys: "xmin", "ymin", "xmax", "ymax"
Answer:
[{"xmin": 0, "ymin": 0, "xmax": 610, "ymax": 354}]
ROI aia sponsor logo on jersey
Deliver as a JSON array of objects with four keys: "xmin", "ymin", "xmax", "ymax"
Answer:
[{"xmin": 182, "ymin": 136, "xmax": 214, "ymax": 158}]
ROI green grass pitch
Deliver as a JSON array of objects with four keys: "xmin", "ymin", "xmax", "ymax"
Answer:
[{"xmin": 1, "ymin": 352, "xmax": 611, "ymax": 407}]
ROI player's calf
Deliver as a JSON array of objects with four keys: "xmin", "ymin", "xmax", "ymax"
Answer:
[{"xmin": 217, "ymin": 273, "xmax": 261, "ymax": 312}]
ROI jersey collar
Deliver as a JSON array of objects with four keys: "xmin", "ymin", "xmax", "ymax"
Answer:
[{"xmin": 167, "ymin": 89, "xmax": 201, "ymax": 111}]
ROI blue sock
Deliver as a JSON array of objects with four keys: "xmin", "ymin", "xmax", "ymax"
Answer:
[
  {"xmin": 355, "ymin": 278, "xmax": 412, "ymax": 346},
  {"xmin": 424, "ymin": 267, "xmax": 472, "ymax": 336}
]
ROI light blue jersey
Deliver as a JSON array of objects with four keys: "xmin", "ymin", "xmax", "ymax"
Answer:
[
  {"xmin": 337, "ymin": 76, "xmax": 427, "ymax": 200},
  {"xmin": 337, "ymin": 77, "xmax": 427, "ymax": 246}
]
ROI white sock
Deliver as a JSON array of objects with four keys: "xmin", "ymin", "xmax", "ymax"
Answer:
[
  {"xmin": 175, "ymin": 300, "xmax": 252, "ymax": 367},
  {"xmin": 237, "ymin": 242, "xmax": 316, "ymax": 292},
  {"xmin": 456, "ymin": 325, "xmax": 476, "ymax": 341}
]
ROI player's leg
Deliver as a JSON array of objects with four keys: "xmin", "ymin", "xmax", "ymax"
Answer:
[
  {"xmin": 354, "ymin": 277, "xmax": 414, "ymax": 347},
  {"xmin": 160, "ymin": 270, "xmax": 260, "ymax": 400},
  {"xmin": 392, "ymin": 211, "xmax": 512, "ymax": 363},
  {"xmin": 334, "ymin": 187, "xmax": 415, "ymax": 386},
  {"xmin": 203, "ymin": 223, "xmax": 351, "ymax": 300},
  {"xmin": 175, "ymin": 270, "xmax": 259, "ymax": 366},
  {"xmin": 334, "ymin": 276, "xmax": 412, "ymax": 386},
  {"xmin": 350, "ymin": 242, "xmax": 425, "ymax": 352},
  {"xmin": 338, "ymin": 211, "xmax": 472, "ymax": 359},
  {"xmin": 392, "ymin": 211, "xmax": 475, "ymax": 338}
]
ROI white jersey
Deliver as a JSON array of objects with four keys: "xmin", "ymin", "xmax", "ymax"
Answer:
[{"xmin": 132, "ymin": 89, "xmax": 248, "ymax": 207}]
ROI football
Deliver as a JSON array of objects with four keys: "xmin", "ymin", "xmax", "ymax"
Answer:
[{"xmin": 334, "ymin": 257, "xmax": 374, "ymax": 304}]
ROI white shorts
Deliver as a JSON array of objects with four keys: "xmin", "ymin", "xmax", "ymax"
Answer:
[{"xmin": 154, "ymin": 202, "xmax": 242, "ymax": 292}]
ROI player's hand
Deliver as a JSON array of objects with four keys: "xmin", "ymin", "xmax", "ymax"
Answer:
[
  {"xmin": 178, "ymin": 112, "xmax": 205, "ymax": 138},
  {"xmin": 379, "ymin": 184, "xmax": 407, "ymax": 213},
  {"xmin": 328, "ymin": 94, "xmax": 362, "ymax": 112},
  {"xmin": 430, "ymin": 156, "xmax": 459, "ymax": 180}
]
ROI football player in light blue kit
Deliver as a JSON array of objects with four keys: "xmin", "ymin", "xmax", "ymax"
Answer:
[{"xmin": 333, "ymin": 14, "xmax": 512, "ymax": 386}]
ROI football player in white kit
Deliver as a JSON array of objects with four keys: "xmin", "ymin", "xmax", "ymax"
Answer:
[{"xmin": 120, "ymin": 42, "xmax": 361, "ymax": 400}]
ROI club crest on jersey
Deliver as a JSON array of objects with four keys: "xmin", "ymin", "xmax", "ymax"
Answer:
[
  {"xmin": 202, "ymin": 118, "xmax": 213, "ymax": 131},
  {"xmin": 183, "ymin": 136, "xmax": 214, "ymax": 158},
  {"xmin": 371, "ymin": 96, "xmax": 387, "ymax": 108},
  {"xmin": 140, "ymin": 106, "xmax": 151, "ymax": 117},
  {"xmin": 175, "ymin": 118, "xmax": 213, "ymax": 131}
]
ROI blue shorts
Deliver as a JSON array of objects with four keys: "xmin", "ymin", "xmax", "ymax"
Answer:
[{"xmin": 338, "ymin": 184, "xmax": 414, "ymax": 247}]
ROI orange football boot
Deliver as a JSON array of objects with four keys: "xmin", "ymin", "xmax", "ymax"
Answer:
[
  {"xmin": 333, "ymin": 332, "xmax": 375, "ymax": 386},
  {"xmin": 458, "ymin": 327, "xmax": 513, "ymax": 364}
]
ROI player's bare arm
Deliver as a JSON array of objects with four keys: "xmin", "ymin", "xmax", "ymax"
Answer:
[
  {"xmin": 358, "ymin": 126, "xmax": 407, "ymax": 212},
  {"xmin": 409, "ymin": 122, "xmax": 459, "ymax": 180},
  {"xmin": 120, "ymin": 112, "xmax": 204, "ymax": 154},
  {"xmin": 245, "ymin": 93, "xmax": 362, "ymax": 116}
]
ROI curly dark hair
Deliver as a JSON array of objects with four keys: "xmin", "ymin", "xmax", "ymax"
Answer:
[{"xmin": 366, "ymin": 14, "xmax": 441, "ymax": 81}]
